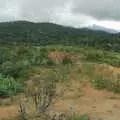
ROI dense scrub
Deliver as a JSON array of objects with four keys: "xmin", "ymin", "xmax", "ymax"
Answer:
[
  {"xmin": 0, "ymin": 45, "xmax": 119, "ymax": 98},
  {"xmin": 0, "ymin": 74, "xmax": 22, "ymax": 97}
]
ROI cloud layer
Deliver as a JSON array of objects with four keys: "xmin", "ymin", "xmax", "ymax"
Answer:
[
  {"xmin": 0, "ymin": 0, "xmax": 119, "ymax": 30},
  {"xmin": 72, "ymin": 0, "xmax": 120, "ymax": 21}
]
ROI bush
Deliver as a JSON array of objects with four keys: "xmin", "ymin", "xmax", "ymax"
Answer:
[
  {"xmin": 62, "ymin": 57, "xmax": 73, "ymax": 65},
  {"xmin": 0, "ymin": 74, "xmax": 22, "ymax": 97},
  {"xmin": 84, "ymin": 50, "xmax": 103, "ymax": 62},
  {"xmin": 0, "ymin": 60, "xmax": 30, "ymax": 78},
  {"xmin": 1, "ymin": 61, "xmax": 22, "ymax": 78},
  {"xmin": 91, "ymin": 77, "xmax": 120, "ymax": 93}
]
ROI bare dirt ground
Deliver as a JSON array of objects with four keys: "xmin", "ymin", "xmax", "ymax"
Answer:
[
  {"xmin": 0, "ymin": 105, "xmax": 18, "ymax": 119},
  {"xmin": 53, "ymin": 84, "xmax": 120, "ymax": 120},
  {"xmin": 0, "ymin": 84, "xmax": 120, "ymax": 120}
]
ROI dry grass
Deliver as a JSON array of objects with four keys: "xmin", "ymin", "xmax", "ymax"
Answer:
[{"xmin": 48, "ymin": 51, "xmax": 78, "ymax": 64}]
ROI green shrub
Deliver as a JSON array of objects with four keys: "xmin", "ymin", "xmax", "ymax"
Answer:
[
  {"xmin": 1, "ymin": 61, "xmax": 22, "ymax": 78},
  {"xmin": 91, "ymin": 77, "xmax": 120, "ymax": 93},
  {"xmin": 62, "ymin": 57, "xmax": 73, "ymax": 65},
  {"xmin": 91, "ymin": 77, "xmax": 111, "ymax": 90},
  {"xmin": 0, "ymin": 74, "xmax": 22, "ymax": 97},
  {"xmin": 84, "ymin": 50, "xmax": 103, "ymax": 62},
  {"xmin": 0, "ymin": 60, "xmax": 31, "ymax": 79}
]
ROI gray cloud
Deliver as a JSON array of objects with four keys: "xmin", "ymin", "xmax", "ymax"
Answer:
[
  {"xmin": 72, "ymin": 0, "xmax": 120, "ymax": 21},
  {"xmin": 0, "ymin": 0, "xmax": 21, "ymax": 21},
  {"xmin": 19, "ymin": 0, "xmax": 69, "ymax": 22},
  {"xmin": 0, "ymin": 0, "xmax": 119, "ymax": 29}
]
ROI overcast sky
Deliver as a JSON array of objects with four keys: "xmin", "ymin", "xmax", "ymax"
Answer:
[{"xmin": 0, "ymin": 0, "xmax": 120, "ymax": 30}]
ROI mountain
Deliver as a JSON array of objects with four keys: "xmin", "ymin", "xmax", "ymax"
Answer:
[
  {"xmin": 0, "ymin": 21, "xmax": 119, "ymax": 52},
  {"xmin": 88, "ymin": 24, "xmax": 119, "ymax": 33}
]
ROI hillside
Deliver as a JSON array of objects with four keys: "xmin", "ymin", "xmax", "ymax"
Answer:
[
  {"xmin": 0, "ymin": 21, "xmax": 120, "ymax": 120},
  {"xmin": 0, "ymin": 21, "xmax": 120, "ymax": 52},
  {"xmin": 0, "ymin": 45, "xmax": 119, "ymax": 120}
]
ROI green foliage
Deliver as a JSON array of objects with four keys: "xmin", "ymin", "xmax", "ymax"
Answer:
[
  {"xmin": 62, "ymin": 57, "xmax": 73, "ymax": 65},
  {"xmin": 0, "ymin": 74, "xmax": 22, "ymax": 97},
  {"xmin": 91, "ymin": 77, "xmax": 120, "ymax": 93},
  {"xmin": 0, "ymin": 45, "xmax": 119, "ymax": 97},
  {"xmin": 70, "ymin": 115, "xmax": 90, "ymax": 120},
  {"xmin": 83, "ymin": 48, "xmax": 120, "ymax": 66},
  {"xmin": 1, "ymin": 61, "xmax": 23, "ymax": 78},
  {"xmin": 0, "ymin": 21, "xmax": 119, "ymax": 52},
  {"xmin": 91, "ymin": 77, "xmax": 112, "ymax": 90}
]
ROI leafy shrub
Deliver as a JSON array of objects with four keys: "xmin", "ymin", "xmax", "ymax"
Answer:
[
  {"xmin": 0, "ymin": 74, "xmax": 22, "ymax": 97},
  {"xmin": 84, "ymin": 50, "xmax": 103, "ymax": 62},
  {"xmin": 91, "ymin": 77, "xmax": 112, "ymax": 90},
  {"xmin": 1, "ymin": 61, "xmax": 22, "ymax": 78},
  {"xmin": 0, "ymin": 60, "xmax": 31, "ymax": 79},
  {"xmin": 62, "ymin": 57, "xmax": 73, "ymax": 65},
  {"xmin": 91, "ymin": 77, "xmax": 120, "ymax": 93}
]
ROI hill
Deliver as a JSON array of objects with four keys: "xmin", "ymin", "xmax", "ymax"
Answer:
[
  {"xmin": 0, "ymin": 21, "xmax": 120, "ymax": 52},
  {"xmin": 0, "ymin": 45, "xmax": 120, "ymax": 120}
]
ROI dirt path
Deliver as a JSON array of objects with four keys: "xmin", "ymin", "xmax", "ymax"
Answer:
[
  {"xmin": 0, "ymin": 85, "xmax": 120, "ymax": 120},
  {"xmin": 53, "ymin": 85, "xmax": 120, "ymax": 120},
  {"xmin": 0, "ymin": 105, "xmax": 18, "ymax": 119}
]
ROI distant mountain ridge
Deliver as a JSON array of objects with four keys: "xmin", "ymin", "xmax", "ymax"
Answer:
[{"xmin": 0, "ymin": 21, "xmax": 119, "ymax": 52}]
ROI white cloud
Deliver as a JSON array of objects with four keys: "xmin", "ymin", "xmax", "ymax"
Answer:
[
  {"xmin": 94, "ymin": 20, "xmax": 120, "ymax": 30},
  {"xmin": 51, "ymin": 2, "xmax": 94, "ymax": 28},
  {"xmin": 0, "ymin": 0, "xmax": 119, "ymax": 30}
]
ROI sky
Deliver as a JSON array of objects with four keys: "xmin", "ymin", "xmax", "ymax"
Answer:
[{"xmin": 0, "ymin": 0, "xmax": 120, "ymax": 30}]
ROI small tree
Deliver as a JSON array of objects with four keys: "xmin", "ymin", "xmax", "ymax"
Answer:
[
  {"xmin": 33, "ymin": 79, "xmax": 56, "ymax": 113},
  {"xmin": 0, "ymin": 74, "xmax": 22, "ymax": 98},
  {"xmin": 19, "ymin": 99, "xmax": 28, "ymax": 120},
  {"xmin": 26, "ymin": 72, "xmax": 57, "ymax": 118}
]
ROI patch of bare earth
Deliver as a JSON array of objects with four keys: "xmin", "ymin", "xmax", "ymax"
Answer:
[
  {"xmin": 53, "ymin": 84, "xmax": 120, "ymax": 120},
  {"xmin": 0, "ymin": 84, "xmax": 120, "ymax": 120},
  {"xmin": 0, "ymin": 96, "xmax": 21, "ymax": 119},
  {"xmin": 0, "ymin": 105, "xmax": 18, "ymax": 119}
]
